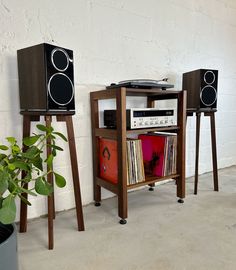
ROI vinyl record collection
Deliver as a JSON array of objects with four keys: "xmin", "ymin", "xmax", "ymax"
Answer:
[
  {"xmin": 99, "ymin": 132, "xmax": 177, "ymax": 186},
  {"xmin": 126, "ymin": 139, "xmax": 145, "ymax": 185}
]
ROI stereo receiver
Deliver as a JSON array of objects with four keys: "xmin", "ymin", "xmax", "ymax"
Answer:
[{"xmin": 104, "ymin": 108, "xmax": 177, "ymax": 129}]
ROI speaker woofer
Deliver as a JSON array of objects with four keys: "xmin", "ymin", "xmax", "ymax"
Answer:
[
  {"xmin": 48, "ymin": 73, "xmax": 74, "ymax": 106},
  {"xmin": 200, "ymin": 85, "xmax": 217, "ymax": 107},
  {"xmin": 51, "ymin": 48, "xmax": 69, "ymax": 72}
]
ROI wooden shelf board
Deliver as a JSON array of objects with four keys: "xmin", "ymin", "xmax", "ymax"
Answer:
[
  {"xmin": 126, "ymin": 126, "xmax": 179, "ymax": 134},
  {"xmin": 96, "ymin": 177, "xmax": 118, "ymax": 194},
  {"xmin": 127, "ymin": 174, "xmax": 179, "ymax": 190},
  {"xmin": 126, "ymin": 88, "xmax": 181, "ymax": 98},
  {"xmin": 20, "ymin": 111, "xmax": 75, "ymax": 116},
  {"xmin": 90, "ymin": 89, "xmax": 117, "ymax": 100},
  {"xmin": 95, "ymin": 128, "xmax": 117, "ymax": 138},
  {"xmin": 97, "ymin": 174, "xmax": 179, "ymax": 192},
  {"xmin": 126, "ymin": 88, "xmax": 180, "ymax": 94},
  {"xmin": 90, "ymin": 88, "xmax": 183, "ymax": 100},
  {"xmin": 95, "ymin": 126, "xmax": 179, "ymax": 137}
]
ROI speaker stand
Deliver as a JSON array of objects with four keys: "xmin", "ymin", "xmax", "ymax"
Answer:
[
  {"xmin": 187, "ymin": 110, "xmax": 219, "ymax": 194},
  {"xmin": 19, "ymin": 112, "xmax": 85, "ymax": 250}
]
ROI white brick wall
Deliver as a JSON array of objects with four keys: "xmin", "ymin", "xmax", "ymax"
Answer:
[{"xmin": 1, "ymin": 0, "xmax": 236, "ymax": 220}]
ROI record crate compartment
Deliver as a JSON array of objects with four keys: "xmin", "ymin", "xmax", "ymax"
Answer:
[{"xmin": 90, "ymin": 87, "xmax": 186, "ymax": 224}]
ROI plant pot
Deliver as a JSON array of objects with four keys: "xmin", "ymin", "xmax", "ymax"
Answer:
[{"xmin": 0, "ymin": 223, "xmax": 18, "ymax": 270}]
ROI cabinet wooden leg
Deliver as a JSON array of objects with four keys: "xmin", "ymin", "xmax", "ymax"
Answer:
[
  {"xmin": 176, "ymin": 90, "xmax": 186, "ymax": 200},
  {"xmin": 94, "ymin": 185, "xmax": 101, "ymax": 205},
  {"xmin": 19, "ymin": 115, "xmax": 31, "ymax": 233},
  {"xmin": 94, "ymin": 137, "xmax": 101, "ymax": 202},
  {"xmin": 93, "ymin": 136, "xmax": 101, "ymax": 203},
  {"xmin": 194, "ymin": 112, "xmax": 201, "ymax": 195},
  {"xmin": 90, "ymin": 98, "xmax": 101, "ymax": 205},
  {"xmin": 65, "ymin": 116, "xmax": 85, "ymax": 231},
  {"xmin": 118, "ymin": 191, "xmax": 127, "ymax": 222},
  {"xmin": 210, "ymin": 113, "xmax": 219, "ymax": 191},
  {"xmin": 148, "ymin": 183, "xmax": 155, "ymax": 191}
]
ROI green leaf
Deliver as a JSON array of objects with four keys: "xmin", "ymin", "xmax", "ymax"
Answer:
[
  {"xmin": 35, "ymin": 177, "xmax": 53, "ymax": 196},
  {"xmin": 0, "ymin": 195, "xmax": 16, "ymax": 224},
  {"xmin": 8, "ymin": 181, "xmax": 15, "ymax": 193},
  {"xmin": 49, "ymin": 126, "xmax": 54, "ymax": 132},
  {"xmin": 54, "ymin": 172, "xmax": 66, "ymax": 188},
  {"xmin": 0, "ymin": 145, "xmax": 8, "ymax": 151},
  {"xmin": 49, "ymin": 134, "xmax": 56, "ymax": 140},
  {"xmin": 45, "ymin": 154, "xmax": 53, "ymax": 169},
  {"xmin": 36, "ymin": 124, "xmax": 48, "ymax": 132},
  {"xmin": 50, "ymin": 144, "xmax": 63, "ymax": 151},
  {"xmin": 12, "ymin": 145, "xmax": 21, "ymax": 153},
  {"xmin": 6, "ymin": 137, "xmax": 16, "ymax": 144},
  {"xmin": 8, "ymin": 163, "xmax": 16, "ymax": 170},
  {"xmin": 12, "ymin": 161, "xmax": 29, "ymax": 171},
  {"xmin": 53, "ymin": 132, "xmax": 68, "ymax": 142},
  {"xmin": 23, "ymin": 135, "xmax": 41, "ymax": 146},
  {"xmin": 18, "ymin": 194, "xmax": 32, "ymax": 206},
  {"xmin": 0, "ymin": 153, "xmax": 7, "ymax": 161},
  {"xmin": 22, "ymin": 146, "xmax": 40, "ymax": 159},
  {"xmin": 0, "ymin": 171, "xmax": 9, "ymax": 194},
  {"xmin": 32, "ymin": 156, "xmax": 43, "ymax": 171},
  {"xmin": 36, "ymin": 124, "xmax": 53, "ymax": 133},
  {"xmin": 52, "ymin": 148, "xmax": 57, "ymax": 157}
]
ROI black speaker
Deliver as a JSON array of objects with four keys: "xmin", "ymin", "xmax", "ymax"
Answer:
[
  {"xmin": 17, "ymin": 43, "xmax": 75, "ymax": 113},
  {"xmin": 182, "ymin": 69, "xmax": 218, "ymax": 111}
]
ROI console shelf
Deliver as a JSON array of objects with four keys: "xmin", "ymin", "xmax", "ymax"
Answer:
[
  {"xmin": 95, "ymin": 126, "xmax": 179, "ymax": 139},
  {"xmin": 90, "ymin": 87, "xmax": 186, "ymax": 223}
]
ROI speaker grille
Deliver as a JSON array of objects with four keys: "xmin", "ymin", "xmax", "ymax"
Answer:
[
  {"xmin": 48, "ymin": 73, "xmax": 74, "ymax": 106},
  {"xmin": 51, "ymin": 48, "xmax": 69, "ymax": 72},
  {"xmin": 200, "ymin": 85, "xmax": 217, "ymax": 107}
]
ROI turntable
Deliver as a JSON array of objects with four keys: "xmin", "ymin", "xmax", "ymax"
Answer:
[{"xmin": 107, "ymin": 79, "xmax": 174, "ymax": 90}]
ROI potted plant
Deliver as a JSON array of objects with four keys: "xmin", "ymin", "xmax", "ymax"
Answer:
[{"xmin": 0, "ymin": 124, "xmax": 67, "ymax": 270}]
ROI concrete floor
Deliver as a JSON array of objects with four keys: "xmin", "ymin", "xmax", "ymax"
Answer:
[{"xmin": 18, "ymin": 166, "xmax": 236, "ymax": 270}]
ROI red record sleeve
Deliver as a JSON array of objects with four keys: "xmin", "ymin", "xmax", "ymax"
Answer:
[
  {"xmin": 138, "ymin": 134, "xmax": 166, "ymax": 177},
  {"xmin": 99, "ymin": 138, "xmax": 118, "ymax": 183}
]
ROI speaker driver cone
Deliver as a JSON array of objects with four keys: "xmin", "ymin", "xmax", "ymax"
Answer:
[
  {"xmin": 48, "ymin": 73, "xmax": 74, "ymax": 106},
  {"xmin": 200, "ymin": 85, "xmax": 217, "ymax": 106},
  {"xmin": 204, "ymin": 70, "xmax": 215, "ymax": 84},
  {"xmin": 51, "ymin": 48, "xmax": 69, "ymax": 72}
]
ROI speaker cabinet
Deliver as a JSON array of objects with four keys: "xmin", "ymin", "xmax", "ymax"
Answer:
[
  {"xmin": 182, "ymin": 69, "xmax": 218, "ymax": 111},
  {"xmin": 17, "ymin": 43, "xmax": 75, "ymax": 113}
]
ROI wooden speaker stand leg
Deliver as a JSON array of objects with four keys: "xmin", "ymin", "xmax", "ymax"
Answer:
[
  {"xmin": 194, "ymin": 112, "xmax": 201, "ymax": 195},
  {"xmin": 64, "ymin": 116, "xmax": 85, "ymax": 231},
  {"xmin": 210, "ymin": 112, "xmax": 219, "ymax": 191},
  {"xmin": 19, "ymin": 115, "xmax": 31, "ymax": 233},
  {"xmin": 45, "ymin": 116, "xmax": 54, "ymax": 249}
]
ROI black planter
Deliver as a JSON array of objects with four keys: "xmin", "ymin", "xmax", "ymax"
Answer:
[{"xmin": 0, "ymin": 223, "xmax": 18, "ymax": 270}]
